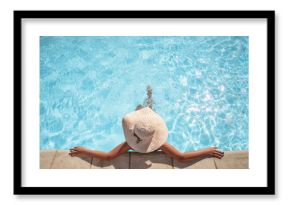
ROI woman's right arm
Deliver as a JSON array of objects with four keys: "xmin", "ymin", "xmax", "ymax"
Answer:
[{"xmin": 69, "ymin": 142, "xmax": 131, "ymax": 160}]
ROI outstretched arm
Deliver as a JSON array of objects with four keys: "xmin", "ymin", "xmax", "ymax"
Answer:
[
  {"xmin": 69, "ymin": 142, "xmax": 131, "ymax": 160},
  {"xmin": 160, "ymin": 142, "xmax": 224, "ymax": 162}
]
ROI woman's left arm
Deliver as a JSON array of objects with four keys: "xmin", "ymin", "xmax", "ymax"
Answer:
[{"xmin": 160, "ymin": 142, "xmax": 224, "ymax": 161}]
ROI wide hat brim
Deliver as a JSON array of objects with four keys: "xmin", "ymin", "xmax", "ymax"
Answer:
[{"xmin": 122, "ymin": 107, "xmax": 168, "ymax": 153}]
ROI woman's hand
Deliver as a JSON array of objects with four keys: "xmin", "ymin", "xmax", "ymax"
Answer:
[
  {"xmin": 204, "ymin": 147, "xmax": 224, "ymax": 159},
  {"xmin": 69, "ymin": 146, "xmax": 88, "ymax": 157}
]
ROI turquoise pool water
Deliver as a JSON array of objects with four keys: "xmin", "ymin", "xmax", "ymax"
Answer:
[{"xmin": 40, "ymin": 36, "xmax": 248, "ymax": 152}]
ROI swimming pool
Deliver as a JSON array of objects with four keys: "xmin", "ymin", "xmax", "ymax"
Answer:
[{"xmin": 40, "ymin": 36, "xmax": 248, "ymax": 152}]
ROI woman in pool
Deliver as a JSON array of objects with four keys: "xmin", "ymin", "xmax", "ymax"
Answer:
[{"xmin": 69, "ymin": 86, "xmax": 224, "ymax": 161}]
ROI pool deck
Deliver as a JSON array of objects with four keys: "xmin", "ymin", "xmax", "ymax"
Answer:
[{"xmin": 40, "ymin": 150, "xmax": 248, "ymax": 169}]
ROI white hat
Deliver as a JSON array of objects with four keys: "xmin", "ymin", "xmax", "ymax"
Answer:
[{"xmin": 122, "ymin": 107, "xmax": 168, "ymax": 153}]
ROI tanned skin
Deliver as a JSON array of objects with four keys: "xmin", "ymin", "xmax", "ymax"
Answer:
[{"xmin": 69, "ymin": 142, "xmax": 224, "ymax": 162}]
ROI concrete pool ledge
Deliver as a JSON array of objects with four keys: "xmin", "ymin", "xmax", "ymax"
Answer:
[{"xmin": 40, "ymin": 150, "xmax": 248, "ymax": 169}]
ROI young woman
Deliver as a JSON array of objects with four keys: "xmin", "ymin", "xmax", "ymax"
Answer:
[{"xmin": 69, "ymin": 86, "xmax": 224, "ymax": 162}]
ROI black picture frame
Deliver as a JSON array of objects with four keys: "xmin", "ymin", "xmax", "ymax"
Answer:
[{"xmin": 14, "ymin": 10, "xmax": 275, "ymax": 195}]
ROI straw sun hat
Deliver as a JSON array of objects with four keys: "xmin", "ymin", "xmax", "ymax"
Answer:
[{"xmin": 122, "ymin": 107, "xmax": 168, "ymax": 153}]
